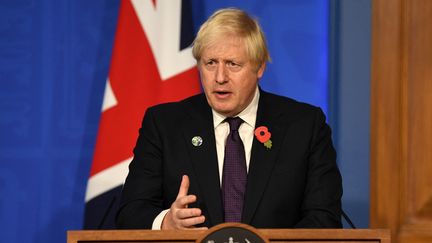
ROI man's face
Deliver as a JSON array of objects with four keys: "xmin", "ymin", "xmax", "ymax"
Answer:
[{"xmin": 198, "ymin": 36, "xmax": 265, "ymax": 117}]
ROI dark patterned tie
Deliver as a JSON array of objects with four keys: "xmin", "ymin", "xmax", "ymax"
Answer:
[{"xmin": 222, "ymin": 117, "xmax": 247, "ymax": 222}]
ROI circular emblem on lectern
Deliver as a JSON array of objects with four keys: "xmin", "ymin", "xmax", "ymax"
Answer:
[{"xmin": 196, "ymin": 223, "xmax": 268, "ymax": 243}]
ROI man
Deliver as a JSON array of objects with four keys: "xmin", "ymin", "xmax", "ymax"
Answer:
[{"xmin": 116, "ymin": 8, "xmax": 342, "ymax": 230}]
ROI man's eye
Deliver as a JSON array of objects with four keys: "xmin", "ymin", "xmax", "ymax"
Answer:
[
  {"xmin": 206, "ymin": 60, "xmax": 216, "ymax": 66},
  {"xmin": 227, "ymin": 61, "xmax": 242, "ymax": 71}
]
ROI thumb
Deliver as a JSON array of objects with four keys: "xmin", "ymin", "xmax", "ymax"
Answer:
[{"xmin": 176, "ymin": 175, "xmax": 190, "ymax": 199}]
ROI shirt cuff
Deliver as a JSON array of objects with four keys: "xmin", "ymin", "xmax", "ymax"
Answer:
[{"xmin": 152, "ymin": 209, "xmax": 170, "ymax": 230}]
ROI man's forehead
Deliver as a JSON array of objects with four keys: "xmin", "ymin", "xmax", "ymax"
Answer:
[{"xmin": 201, "ymin": 37, "xmax": 247, "ymax": 59}]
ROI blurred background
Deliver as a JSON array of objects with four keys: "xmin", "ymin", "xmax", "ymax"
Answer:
[{"xmin": 0, "ymin": 0, "xmax": 371, "ymax": 242}]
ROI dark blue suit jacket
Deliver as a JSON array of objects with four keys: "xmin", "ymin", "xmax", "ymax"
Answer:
[{"xmin": 116, "ymin": 89, "xmax": 342, "ymax": 229}]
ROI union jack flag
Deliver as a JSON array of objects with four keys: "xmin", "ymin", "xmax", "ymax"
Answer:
[{"xmin": 84, "ymin": 0, "xmax": 200, "ymax": 229}]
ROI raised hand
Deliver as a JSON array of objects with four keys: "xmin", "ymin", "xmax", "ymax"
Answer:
[{"xmin": 161, "ymin": 175, "xmax": 208, "ymax": 230}]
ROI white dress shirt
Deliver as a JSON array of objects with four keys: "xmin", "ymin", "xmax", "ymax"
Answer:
[{"xmin": 152, "ymin": 87, "xmax": 260, "ymax": 229}]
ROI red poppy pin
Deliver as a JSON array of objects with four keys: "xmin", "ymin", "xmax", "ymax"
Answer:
[{"xmin": 254, "ymin": 126, "xmax": 272, "ymax": 149}]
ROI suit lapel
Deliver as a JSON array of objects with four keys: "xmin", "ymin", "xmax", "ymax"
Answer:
[
  {"xmin": 242, "ymin": 91, "xmax": 286, "ymax": 224},
  {"xmin": 182, "ymin": 95, "xmax": 224, "ymax": 226}
]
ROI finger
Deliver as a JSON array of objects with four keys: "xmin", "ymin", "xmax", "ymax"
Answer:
[
  {"xmin": 179, "ymin": 215, "xmax": 206, "ymax": 228},
  {"xmin": 193, "ymin": 226, "xmax": 209, "ymax": 230},
  {"xmin": 174, "ymin": 194, "xmax": 197, "ymax": 208},
  {"xmin": 176, "ymin": 175, "xmax": 190, "ymax": 199},
  {"xmin": 175, "ymin": 207, "xmax": 202, "ymax": 219}
]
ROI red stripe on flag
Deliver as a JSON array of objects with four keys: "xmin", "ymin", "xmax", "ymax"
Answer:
[{"xmin": 89, "ymin": 0, "xmax": 200, "ymax": 177}]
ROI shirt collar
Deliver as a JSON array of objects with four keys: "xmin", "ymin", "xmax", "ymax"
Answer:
[{"xmin": 212, "ymin": 86, "xmax": 260, "ymax": 128}]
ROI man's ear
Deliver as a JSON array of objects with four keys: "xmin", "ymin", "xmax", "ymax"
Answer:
[{"xmin": 257, "ymin": 62, "xmax": 266, "ymax": 79}]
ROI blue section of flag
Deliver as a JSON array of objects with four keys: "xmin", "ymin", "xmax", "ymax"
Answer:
[{"xmin": 84, "ymin": 186, "xmax": 122, "ymax": 229}]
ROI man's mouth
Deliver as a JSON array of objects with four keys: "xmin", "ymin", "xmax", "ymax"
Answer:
[
  {"xmin": 214, "ymin": 90, "xmax": 231, "ymax": 98},
  {"xmin": 215, "ymin": 91, "xmax": 230, "ymax": 95}
]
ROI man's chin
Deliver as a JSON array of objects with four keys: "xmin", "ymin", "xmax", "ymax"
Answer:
[{"xmin": 212, "ymin": 107, "xmax": 240, "ymax": 117}]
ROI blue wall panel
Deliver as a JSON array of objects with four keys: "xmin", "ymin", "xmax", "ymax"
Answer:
[
  {"xmin": 329, "ymin": 0, "xmax": 371, "ymax": 228},
  {"xmin": 0, "ymin": 0, "xmax": 119, "ymax": 242}
]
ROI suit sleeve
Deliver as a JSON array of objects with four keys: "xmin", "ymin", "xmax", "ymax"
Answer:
[
  {"xmin": 116, "ymin": 107, "xmax": 165, "ymax": 229},
  {"xmin": 295, "ymin": 108, "xmax": 343, "ymax": 228}
]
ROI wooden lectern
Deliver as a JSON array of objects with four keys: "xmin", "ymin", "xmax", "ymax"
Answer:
[{"xmin": 67, "ymin": 223, "xmax": 390, "ymax": 243}]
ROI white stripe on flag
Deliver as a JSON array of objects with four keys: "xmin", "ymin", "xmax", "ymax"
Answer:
[
  {"xmin": 102, "ymin": 78, "xmax": 118, "ymax": 112},
  {"xmin": 131, "ymin": 0, "xmax": 196, "ymax": 80},
  {"xmin": 85, "ymin": 157, "xmax": 131, "ymax": 202}
]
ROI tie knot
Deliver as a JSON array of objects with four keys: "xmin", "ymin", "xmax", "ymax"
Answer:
[{"xmin": 225, "ymin": 117, "xmax": 243, "ymax": 131}]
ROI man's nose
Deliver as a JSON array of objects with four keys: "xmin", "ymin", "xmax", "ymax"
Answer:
[{"xmin": 215, "ymin": 64, "xmax": 227, "ymax": 84}]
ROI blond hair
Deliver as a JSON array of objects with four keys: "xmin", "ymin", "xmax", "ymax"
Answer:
[{"xmin": 192, "ymin": 8, "xmax": 271, "ymax": 69}]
